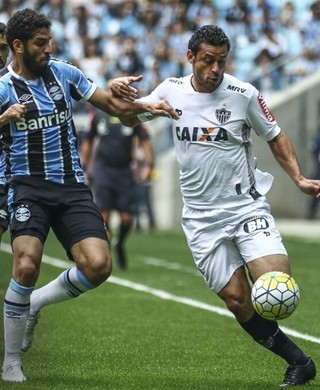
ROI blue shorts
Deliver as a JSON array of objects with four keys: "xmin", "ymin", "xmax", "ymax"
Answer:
[{"xmin": 7, "ymin": 177, "xmax": 108, "ymax": 260}]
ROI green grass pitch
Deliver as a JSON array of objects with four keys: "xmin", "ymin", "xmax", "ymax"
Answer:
[{"xmin": 0, "ymin": 229, "xmax": 319, "ymax": 389}]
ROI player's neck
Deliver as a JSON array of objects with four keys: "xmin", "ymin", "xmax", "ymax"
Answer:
[
  {"xmin": 190, "ymin": 75, "xmax": 222, "ymax": 93},
  {"xmin": 12, "ymin": 59, "xmax": 38, "ymax": 80}
]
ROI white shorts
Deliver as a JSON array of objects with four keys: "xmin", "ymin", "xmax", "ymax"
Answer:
[{"xmin": 181, "ymin": 197, "xmax": 287, "ymax": 293}]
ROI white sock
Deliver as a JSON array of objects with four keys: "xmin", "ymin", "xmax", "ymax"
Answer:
[
  {"xmin": 31, "ymin": 267, "xmax": 97, "ymax": 312},
  {"xmin": 3, "ymin": 279, "xmax": 34, "ymax": 364}
]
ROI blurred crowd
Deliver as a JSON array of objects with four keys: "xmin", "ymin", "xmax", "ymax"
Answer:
[{"xmin": 1, "ymin": 0, "xmax": 320, "ymax": 99}]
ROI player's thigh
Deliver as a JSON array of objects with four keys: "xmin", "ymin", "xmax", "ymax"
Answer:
[
  {"xmin": 247, "ymin": 254, "xmax": 290, "ymax": 283},
  {"xmin": 51, "ymin": 195, "xmax": 109, "ymax": 262},
  {"xmin": 217, "ymin": 265, "xmax": 252, "ymax": 309},
  {"xmin": 7, "ymin": 185, "xmax": 51, "ymax": 244},
  {"xmin": 182, "ymin": 216, "xmax": 244, "ymax": 294},
  {"xmin": 235, "ymin": 211, "xmax": 288, "ymax": 265}
]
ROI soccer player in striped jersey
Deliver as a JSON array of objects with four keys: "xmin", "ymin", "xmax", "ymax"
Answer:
[
  {"xmin": 0, "ymin": 22, "xmax": 10, "ymax": 244},
  {"xmin": 0, "ymin": 8, "xmax": 178, "ymax": 383},
  {"xmin": 113, "ymin": 25, "xmax": 319, "ymax": 387}
]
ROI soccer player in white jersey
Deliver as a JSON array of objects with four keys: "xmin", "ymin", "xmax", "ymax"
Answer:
[
  {"xmin": 0, "ymin": 8, "xmax": 178, "ymax": 383},
  {"xmin": 112, "ymin": 25, "xmax": 319, "ymax": 387}
]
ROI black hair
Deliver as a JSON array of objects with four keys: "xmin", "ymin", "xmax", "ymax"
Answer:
[
  {"xmin": 188, "ymin": 25, "xmax": 231, "ymax": 54},
  {"xmin": 6, "ymin": 8, "xmax": 51, "ymax": 51},
  {"xmin": 0, "ymin": 22, "xmax": 6, "ymax": 37}
]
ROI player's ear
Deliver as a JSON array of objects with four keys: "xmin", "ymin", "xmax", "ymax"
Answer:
[
  {"xmin": 187, "ymin": 49, "xmax": 195, "ymax": 64},
  {"xmin": 12, "ymin": 39, "xmax": 24, "ymax": 54}
]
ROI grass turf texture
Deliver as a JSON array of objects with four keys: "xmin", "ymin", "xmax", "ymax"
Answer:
[{"xmin": 0, "ymin": 229, "xmax": 319, "ymax": 389}]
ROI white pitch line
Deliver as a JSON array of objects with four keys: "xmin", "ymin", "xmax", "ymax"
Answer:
[
  {"xmin": 2, "ymin": 243, "xmax": 320, "ymax": 345},
  {"xmin": 141, "ymin": 256, "xmax": 200, "ymax": 276}
]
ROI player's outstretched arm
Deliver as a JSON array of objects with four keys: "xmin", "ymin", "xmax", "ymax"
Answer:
[
  {"xmin": 88, "ymin": 87, "xmax": 178, "ymax": 120},
  {"xmin": 268, "ymin": 131, "xmax": 320, "ymax": 198}
]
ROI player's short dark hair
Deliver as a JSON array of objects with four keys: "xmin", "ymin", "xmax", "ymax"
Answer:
[
  {"xmin": 0, "ymin": 22, "xmax": 6, "ymax": 38},
  {"xmin": 188, "ymin": 25, "xmax": 231, "ymax": 54},
  {"xmin": 6, "ymin": 8, "xmax": 51, "ymax": 51}
]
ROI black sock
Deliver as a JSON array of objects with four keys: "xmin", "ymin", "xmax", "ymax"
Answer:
[
  {"xmin": 238, "ymin": 312, "xmax": 309, "ymax": 365},
  {"xmin": 118, "ymin": 223, "xmax": 131, "ymax": 245}
]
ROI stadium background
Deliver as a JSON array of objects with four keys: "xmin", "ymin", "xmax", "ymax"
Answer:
[{"xmin": 2, "ymin": 0, "xmax": 320, "ymax": 227}]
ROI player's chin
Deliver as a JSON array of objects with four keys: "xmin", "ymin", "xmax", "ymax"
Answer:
[{"xmin": 206, "ymin": 77, "xmax": 221, "ymax": 90}]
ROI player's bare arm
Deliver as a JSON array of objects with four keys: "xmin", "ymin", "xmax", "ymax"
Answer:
[
  {"xmin": 89, "ymin": 87, "xmax": 179, "ymax": 119},
  {"xmin": 0, "ymin": 103, "xmax": 27, "ymax": 127},
  {"xmin": 108, "ymin": 75, "xmax": 143, "ymax": 102},
  {"xmin": 268, "ymin": 131, "xmax": 320, "ymax": 197}
]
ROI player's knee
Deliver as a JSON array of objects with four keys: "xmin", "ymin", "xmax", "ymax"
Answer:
[
  {"xmin": 223, "ymin": 292, "xmax": 251, "ymax": 318},
  {"xmin": 13, "ymin": 255, "xmax": 40, "ymax": 286},
  {"xmin": 85, "ymin": 252, "xmax": 112, "ymax": 285}
]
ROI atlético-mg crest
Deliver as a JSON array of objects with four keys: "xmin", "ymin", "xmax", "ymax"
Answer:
[{"xmin": 215, "ymin": 108, "xmax": 231, "ymax": 124}]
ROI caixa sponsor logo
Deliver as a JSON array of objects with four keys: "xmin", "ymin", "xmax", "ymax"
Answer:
[{"xmin": 243, "ymin": 217, "xmax": 269, "ymax": 233}]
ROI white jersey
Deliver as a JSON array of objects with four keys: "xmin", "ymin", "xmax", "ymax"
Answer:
[{"xmin": 140, "ymin": 73, "xmax": 281, "ymax": 210}]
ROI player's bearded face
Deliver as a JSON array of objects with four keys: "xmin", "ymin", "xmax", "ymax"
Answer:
[
  {"xmin": 23, "ymin": 46, "xmax": 49, "ymax": 77},
  {"xmin": 191, "ymin": 44, "xmax": 228, "ymax": 93},
  {"xmin": 23, "ymin": 29, "xmax": 51, "ymax": 77}
]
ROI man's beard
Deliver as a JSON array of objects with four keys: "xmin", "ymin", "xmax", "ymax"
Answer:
[{"xmin": 23, "ymin": 49, "xmax": 49, "ymax": 77}]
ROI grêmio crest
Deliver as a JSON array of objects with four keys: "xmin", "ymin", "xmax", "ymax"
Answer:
[{"xmin": 215, "ymin": 108, "xmax": 231, "ymax": 124}]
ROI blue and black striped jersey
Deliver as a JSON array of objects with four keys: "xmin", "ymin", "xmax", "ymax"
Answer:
[{"xmin": 0, "ymin": 58, "xmax": 97, "ymax": 184}]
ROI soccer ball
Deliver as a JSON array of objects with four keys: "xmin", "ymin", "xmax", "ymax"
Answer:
[{"xmin": 251, "ymin": 271, "xmax": 300, "ymax": 321}]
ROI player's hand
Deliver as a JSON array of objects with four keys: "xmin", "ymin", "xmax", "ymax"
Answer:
[
  {"xmin": 108, "ymin": 75, "xmax": 143, "ymax": 101},
  {"xmin": 143, "ymin": 100, "xmax": 180, "ymax": 120},
  {"xmin": 0, "ymin": 103, "xmax": 27, "ymax": 127},
  {"xmin": 297, "ymin": 178, "xmax": 320, "ymax": 198}
]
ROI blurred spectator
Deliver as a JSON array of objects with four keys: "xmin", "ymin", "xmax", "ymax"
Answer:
[
  {"xmin": 286, "ymin": 48, "xmax": 319, "ymax": 84},
  {"xmin": 255, "ymin": 25, "xmax": 288, "ymax": 89},
  {"xmin": 258, "ymin": 25, "xmax": 287, "ymax": 60},
  {"xmin": 114, "ymin": 37, "xmax": 144, "ymax": 77},
  {"xmin": 76, "ymin": 38, "xmax": 107, "ymax": 89},
  {"xmin": 233, "ymin": 34, "xmax": 261, "ymax": 80},
  {"xmin": 251, "ymin": 48, "xmax": 282, "ymax": 95},
  {"xmin": 65, "ymin": 5, "xmax": 100, "ymax": 61},
  {"xmin": 167, "ymin": 21, "xmax": 193, "ymax": 76},
  {"xmin": 302, "ymin": 0, "xmax": 320, "ymax": 58},
  {"xmin": 0, "ymin": 0, "xmax": 318, "ymax": 113},
  {"xmin": 39, "ymin": 0, "xmax": 71, "ymax": 24},
  {"xmin": 187, "ymin": 0, "xmax": 218, "ymax": 27}
]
